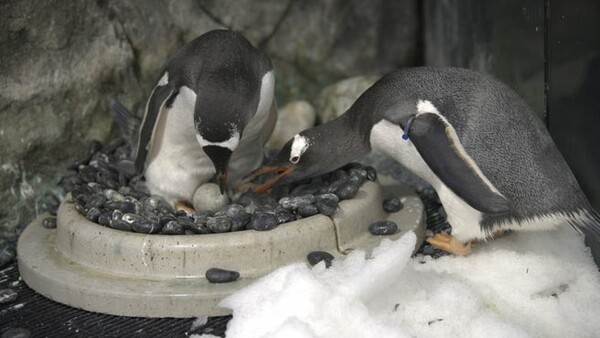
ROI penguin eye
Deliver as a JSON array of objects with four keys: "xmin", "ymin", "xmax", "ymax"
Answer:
[{"xmin": 290, "ymin": 156, "xmax": 300, "ymax": 164}]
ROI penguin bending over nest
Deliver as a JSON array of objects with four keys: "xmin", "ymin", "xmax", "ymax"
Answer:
[
  {"xmin": 113, "ymin": 29, "xmax": 276, "ymax": 209},
  {"xmin": 245, "ymin": 67, "xmax": 600, "ymax": 258}
]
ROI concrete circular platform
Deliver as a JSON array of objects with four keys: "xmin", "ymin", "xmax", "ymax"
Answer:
[{"xmin": 18, "ymin": 178, "xmax": 425, "ymax": 317}]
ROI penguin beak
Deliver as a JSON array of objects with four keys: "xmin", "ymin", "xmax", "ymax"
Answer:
[
  {"xmin": 243, "ymin": 165, "xmax": 294, "ymax": 193},
  {"xmin": 202, "ymin": 146, "xmax": 233, "ymax": 194},
  {"xmin": 216, "ymin": 170, "xmax": 228, "ymax": 195}
]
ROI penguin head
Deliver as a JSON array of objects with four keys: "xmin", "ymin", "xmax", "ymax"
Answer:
[
  {"xmin": 246, "ymin": 129, "xmax": 341, "ymax": 193},
  {"xmin": 195, "ymin": 119, "xmax": 241, "ymax": 194}
]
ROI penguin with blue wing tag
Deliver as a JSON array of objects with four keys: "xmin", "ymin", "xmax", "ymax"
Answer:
[
  {"xmin": 246, "ymin": 67, "xmax": 600, "ymax": 259},
  {"xmin": 113, "ymin": 30, "xmax": 276, "ymax": 209}
]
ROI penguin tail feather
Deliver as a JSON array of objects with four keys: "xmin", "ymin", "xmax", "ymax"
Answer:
[
  {"xmin": 110, "ymin": 99, "xmax": 140, "ymax": 148},
  {"xmin": 570, "ymin": 209, "xmax": 600, "ymax": 267}
]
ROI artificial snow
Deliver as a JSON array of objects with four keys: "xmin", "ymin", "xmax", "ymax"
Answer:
[{"xmin": 214, "ymin": 226, "xmax": 600, "ymax": 338}]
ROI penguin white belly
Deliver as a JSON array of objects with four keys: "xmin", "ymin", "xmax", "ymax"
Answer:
[
  {"xmin": 369, "ymin": 119, "xmax": 486, "ymax": 242},
  {"xmin": 144, "ymin": 86, "xmax": 214, "ymax": 205}
]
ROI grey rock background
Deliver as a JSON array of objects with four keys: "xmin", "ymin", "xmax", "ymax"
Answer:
[
  {"xmin": 4, "ymin": 0, "xmax": 595, "ymax": 235},
  {"xmin": 0, "ymin": 0, "xmax": 421, "ymax": 233}
]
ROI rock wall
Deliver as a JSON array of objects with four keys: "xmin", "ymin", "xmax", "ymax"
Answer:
[
  {"xmin": 0, "ymin": 0, "xmax": 420, "ymax": 232},
  {"xmin": 424, "ymin": 0, "xmax": 546, "ymax": 118}
]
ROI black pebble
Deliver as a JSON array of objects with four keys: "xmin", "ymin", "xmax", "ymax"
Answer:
[
  {"xmin": 248, "ymin": 212, "xmax": 278, "ymax": 231},
  {"xmin": 176, "ymin": 216, "xmax": 195, "ymax": 231},
  {"xmin": 230, "ymin": 213, "xmax": 252, "ymax": 232},
  {"xmin": 335, "ymin": 181, "xmax": 359, "ymax": 200},
  {"xmin": 42, "ymin": 217, "xmax": 57, "ymax": 229},
  {"xmin": 85, "ymin": 207, "xmax": 101, "ymax": 223},
  {"xmin": 275, "ymin": 207, "xmax": 293, "ymax": 224},
  {"xmin": 348, "ymin": 168, "xmax": 367, "ymax": 185},
  {"xmin": 307, "ymin": 251, "xmax": 334, "ymax": 268},
  {"xmin": 174, "ymin": 209, "xmax": 190, "ymax": 218},
  {"xmin": 131, "ymin": 220, "xmax": 161, "ymax": 234},
  {"xmin": 109, "ymin": 219, "xmax": 132, "ymax": 232},
  {"xmin": 315, "ymin": 193, "xmax": 340, "ymax": 216},
  {"xmin": 79, "ymin": 165, "xmax": 98, "ymax": 183},
  {"xmin": 298, "ymin": 204, "xmax": 319, "ymax": 217},
  {"xmin": 190, "ymin": 218, "xmax": 210, "ymax": 234},
  {"xmin": 383, "ymin": 197, "xmax": 403, "ymax": 213},
  {"xmin": 365, "ymin": 166, "xmax": 377, "ymax": 181},
  {"xmin": 165, "ymin": 213, "xmax": 182, "ymax": 225},
  {"xmin": 205, "ymin": 268, "xmax": 239, "ymax": 283},
  {"xmin": 207, "ymin": 216, "xmax": 232, "ymax": 233},
  {"xmin": 0, "ymin": 289, "xmax": 18, "ymax": 304},
  {"xmin": 190, "ymin": 211, "xmax": 211, "ymax": 234},
  {"xmin": 86, "ymin": 194, "xmax": 106, "ymax": 209},
  {"xmin": 162, "ymin": 221, "xmax": 184, "ymax": 235},
  {"xmin": 97, "ymin": 212, "xmax": 112, "ymax": 226},
  {"xmin": 368, "ymin": 220, "xmax": 398, "ymax": 236}
]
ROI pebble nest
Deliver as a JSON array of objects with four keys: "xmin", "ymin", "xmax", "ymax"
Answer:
[{"xmin": 57, "ymin": 141, "xmax": 378, "ymax": 236}]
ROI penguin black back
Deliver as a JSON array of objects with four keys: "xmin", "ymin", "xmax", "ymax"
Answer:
[{"xmin": 346, "ymin": 67, "xmax": 590, "ymax": 225}]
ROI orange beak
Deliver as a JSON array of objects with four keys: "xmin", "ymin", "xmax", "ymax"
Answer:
[{"xmin": 243, "ymin": 165, "xmax": 294, "ymax": 193}]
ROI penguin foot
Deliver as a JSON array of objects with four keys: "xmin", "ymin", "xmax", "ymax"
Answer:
[
  {"xmin": 175, "ymin": 201, "xmax": 195, "ymax": 213},
  {"xmin": 425, "ymin": 232, "xmax": 472, "ymax": 256}
]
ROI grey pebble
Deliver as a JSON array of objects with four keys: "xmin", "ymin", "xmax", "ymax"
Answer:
[
  {"xmin": 205, "ymin": 268, "xmax": 239, "ymax": 283},
  {"xmin": 365, "ymin": 166, "xmax": 377, "ymax": 181},
  {"xmin": 159, "ymin": 214, "xmax": 176, "ymax": 227},
  {"xmin": 315, "ymin": 193, "xmax": 340, "ymax": 216},
  {"xmin": 335, "ymin": 181, "xmax": 359, "ymax": 200},
  {"xmin": 207, "ymin": 216, "xmax": 232, "ymax": 233},
  {"xmin": 162, "ymin": 221, "xmax": 184, "ymax": 235},
  {"xmin": 0, "ymin": 289, "xmax": 18, "ymax": 304},
  {"xmin": 86, "ymin": 194, "xmax": 106, "ymax": 209},
  {"xmin": 131, "ymin": 220, "xmax": 161, "ymax": 234},
  {"xmin": 85, "ymin": 207, "xmax": 101, "ymax": 222},
  {"xmin": 97, "ymin": 212, "xmax": 112, "ymax": 226},
  {"xmin": 1, "ymin": 328, "xmax": 31, "ymax": 338},
  {"xmin": 190, "ymin": 219, "xmax": 210, "ymax": 234},
  {"xmin": 110, "ymin": 219, "xmax": 133, "ymax": 232},
  {"xmin": 248, "ymin": 212, "xmax": 278, "ymax": 231},
  {"xmin": 79, "ymin": 165, "xmax": 97, "ymax": 183},
  {"xmin": 231, "ymin": 213, "xmax": 252, "ymax": 232},
  {"xmin": 307, "ymin": 251, "xmax": 334, "ymax": 268},
  {"xmin": 383, "ymin": 197, "xmax": 403, "ymax": 213},
  {"xmin": 42, "ymin": 217, "xmax": 57, "ymax": 229},
  {"xmin": 368, "ymin": 220, "xmax": 398, "ymax": 236},
  {"xmin": 104, "ymin": 189, "xmax": 124, "ymax": 202},
  {"xmin": 279, "ymin": 194, "xmax": 316, "ymax": 211},
  {"xmin": 142, "ymin": 195, "xmax": 172, "ymax": 215},
  {"xmin": 275, "ymin": 207, "xmax": 293, "ymax": 224},
  {"xmin": 298, "ymin": 204, "xmax": 319, "ymax": 217},
  {"xmin": 176, "ymin": 217, "xmax": 195, "ymax": 231}
]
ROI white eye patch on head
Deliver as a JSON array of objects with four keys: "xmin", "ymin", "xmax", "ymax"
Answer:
[{"xmin": 289, "ymin": 134, "xmax": 309, "ymax": 164}]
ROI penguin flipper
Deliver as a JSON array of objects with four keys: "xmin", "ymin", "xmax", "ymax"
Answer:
[
  {"xmin": 135, "ymin": 82, "xmax": 178, "ymax": 173},
  {"xmin": 408, "ymin": 112, "xmax": 510, "ymax": 215}
]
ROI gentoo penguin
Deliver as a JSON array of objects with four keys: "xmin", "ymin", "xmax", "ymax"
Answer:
[
  {"xmin": 114, "ymin": 29, "xmax": 276, "ymax": 208},
  {"xmin": 246, "ymin": 67, "xmax": 600, "ymax": 257}
]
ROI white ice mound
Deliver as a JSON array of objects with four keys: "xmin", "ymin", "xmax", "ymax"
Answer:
[{"xmin": 220, "ymin": 232, "xmax": 417, "ymax": 338}]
